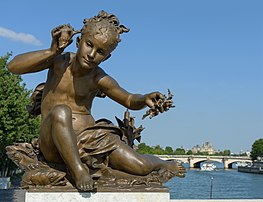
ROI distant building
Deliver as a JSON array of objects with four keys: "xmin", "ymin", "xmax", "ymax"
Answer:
[
  {"xmin": 240, "ymin": 150, "xmax": 251, "ymax": 157},
  {"xmin": 192, "ymin": 144, "xmax": 201, "ymax": 154},
  {"xmin": 192, "ymin": 142, "xmax": 215, "ymax": 155}
]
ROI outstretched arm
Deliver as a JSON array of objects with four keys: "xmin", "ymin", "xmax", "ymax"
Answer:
[
  {"xmin": 97, "ymin": 73, "xmax": 164, "ymax": 110},
  {"xmin": 8, "ymin": 24, "xmax": 76, "ymax": 74},
  {"xmin": 8, "ymin": 49, "xmax": 56, "ymax": 74}
]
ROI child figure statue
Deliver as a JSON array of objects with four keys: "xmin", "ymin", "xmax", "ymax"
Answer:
[{"xmin": 7, "ymin": 11, "xmax": 185, "ymax": 191}]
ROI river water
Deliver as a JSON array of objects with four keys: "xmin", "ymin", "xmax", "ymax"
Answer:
[{"xmin": 166, "ymin": 163, "xmax": 263, "ymax": 199}]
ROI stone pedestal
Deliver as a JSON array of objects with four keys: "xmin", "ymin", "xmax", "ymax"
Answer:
[{"xmin": 25, "ymin": 191, "xmax": 170, "ymax": 202}]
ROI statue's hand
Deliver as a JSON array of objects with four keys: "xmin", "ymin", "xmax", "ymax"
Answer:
[
  {"xmin": 50, "ymin": 24, "xmax": 78, "ymax": 54},
  {"xmin": 144, "ymin": 92, "xmax": 165, "ymax": 111},
  {"xmin": 142, "ymin": 89, "xmax": 175, "ymax": 119}
]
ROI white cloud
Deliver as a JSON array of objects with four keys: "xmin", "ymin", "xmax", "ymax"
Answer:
[{"xmin": 0, "ymin": 26, "xmax": 42, "ymax": 46}]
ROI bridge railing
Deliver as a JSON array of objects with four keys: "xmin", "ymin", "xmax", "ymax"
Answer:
[{"xmin": 155, "ymin": 155, "xmax": 251, "ymax": 160}]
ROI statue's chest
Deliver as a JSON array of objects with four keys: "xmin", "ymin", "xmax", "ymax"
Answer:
[{"xmin": 56, "ymin": 70, "xmax": 96, "ymax": 98}]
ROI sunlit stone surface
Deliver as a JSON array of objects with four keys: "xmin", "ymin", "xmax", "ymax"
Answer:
[{"xmin": 25, "ymin": 192, "xmax": 170, "ymax": 202}]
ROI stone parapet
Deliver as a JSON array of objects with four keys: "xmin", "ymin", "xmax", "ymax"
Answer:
[{"xmin": 25, "ymin": 191, "xmax": 170, "ymax": 202}]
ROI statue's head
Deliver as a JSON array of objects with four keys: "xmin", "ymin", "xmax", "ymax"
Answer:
[{"xmin": 78, "ymin": 10, "xmax": 129, "ymax": 54}]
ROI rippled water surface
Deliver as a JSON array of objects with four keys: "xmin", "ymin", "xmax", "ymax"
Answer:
[{"xmin": 166, "ymin": 164, "xmax": 263, "ymax": 199}]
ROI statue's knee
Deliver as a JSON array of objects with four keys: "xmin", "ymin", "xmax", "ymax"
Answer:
[{"xmin": 51, "ymin": 104, "xmax": 71, "ymax": 124}]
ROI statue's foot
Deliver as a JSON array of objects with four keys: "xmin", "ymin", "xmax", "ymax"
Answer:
[
  {"xmin": 72, "ymin": 166, "xmax": 94, "ymax": 191},
  {"xmin": 166, "ymin": 160, "xmax": 186, "ymax": 178}
]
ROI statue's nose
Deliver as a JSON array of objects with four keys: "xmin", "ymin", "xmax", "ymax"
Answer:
[{"xmin": 88, "ymin": 49, "xmax": 96, "ymax": 60}]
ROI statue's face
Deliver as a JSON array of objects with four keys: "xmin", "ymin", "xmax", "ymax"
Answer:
[{"xmin": 76, "ymin": 22, "xmax": 118, "ymax": 70}]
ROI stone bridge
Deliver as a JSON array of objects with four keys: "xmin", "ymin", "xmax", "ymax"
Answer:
[{"xmin": 156, "ymin": 155, "xmax": 252, "ymax": 169}]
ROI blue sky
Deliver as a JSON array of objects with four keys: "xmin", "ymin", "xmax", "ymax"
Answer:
[{"xmin": 0, "ymin": 0, "xmax": 262, "ymax": 153}]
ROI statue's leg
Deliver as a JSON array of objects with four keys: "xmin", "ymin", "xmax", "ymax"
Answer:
[
  {"xmin": 38, "ymin": 104, "xmax": 93, "ymax": 191},
  {"xmin": 109, "ymin": 141, "xmax": 185, "ymax": 176}
]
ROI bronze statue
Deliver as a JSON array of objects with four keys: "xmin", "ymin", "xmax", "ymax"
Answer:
[{"xmin": 6, "ymin": 10, "xmax": 185, "ymax": 191}]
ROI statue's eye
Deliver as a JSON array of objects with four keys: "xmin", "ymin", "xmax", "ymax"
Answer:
[
  {"xmin": 87, "ymin": 41, "xmax": 93, "ymax": 47},
  {"xmin": 97, "ymin": 49, "xmax": 104, "ymax": 55}
]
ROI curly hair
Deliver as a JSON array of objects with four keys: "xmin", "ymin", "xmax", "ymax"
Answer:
[{"xmin": 81, "ymin": 10, "xmax": 129, "ymax": 44}]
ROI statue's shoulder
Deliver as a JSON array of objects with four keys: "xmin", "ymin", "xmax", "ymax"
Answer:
[
  {"xmin": 54, "ymin": 52, "xmax": 74, "ymax": 62},
  {"xmin": 94, "ymin": 66, "xmax": 108, "ymax": 83},
  {"xmin": 52, "ymin": 52, "xmax": 75, "ymax": 69},
  {"xmin": 97, "ymin": 66, "xmax": 107, "ymax": 75}
]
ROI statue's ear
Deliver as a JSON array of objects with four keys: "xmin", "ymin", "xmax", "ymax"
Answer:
[
  {"xmin": 103, "ymin": 54, "xmax": 111, "ymax": 62},
  {"xmin": 76, "ymin": 36, "xmax": 81, "ymax": 48}
]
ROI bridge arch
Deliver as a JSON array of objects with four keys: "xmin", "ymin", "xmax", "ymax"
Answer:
[
  {"xmin": 222, "ymin": 158, "xmax": 252, "ymax": 169},
  {"xmin": 189, "ymin": 157, "xmax": 222, "ymax": 168},
  {"xmin": 191, "ymin": 159, "xmax": 222, "ymax": 168}
]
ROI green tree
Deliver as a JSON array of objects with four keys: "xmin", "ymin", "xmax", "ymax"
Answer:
[
  {"xmin": 198, "ymin": 151, "xmax": 209, "ymax": 156},
  {"xmin": 137, "ymin": 143, "xmax": 154, "ymax": 154},
  {"xmin": 164, "ymin": 146, "xmax": 174, "ymax": 155},
  {"xmin": 153, "ymin": 145, "xmax": 165, "ymax": 155},
  {"xmin": 137, "ymin": 143, "xmax": 167, "ymax": 154},
  {"xmin": 250, "ymin": 138, "xmax": 263, "ymax": 161},
  {"xmin": 174, "ymin": 148, "xmax": 185, "ymax": 155},
  {"xmin": 186, "ymin": 150, "xmax": 193, "ymax": 155},
  {"xmin": 223, "ymin": 149, "xmax": 231, "ymax": 156},
  {"xmin": 0, "ymin": 53, "xmax": 40, "ymax": 177}
]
